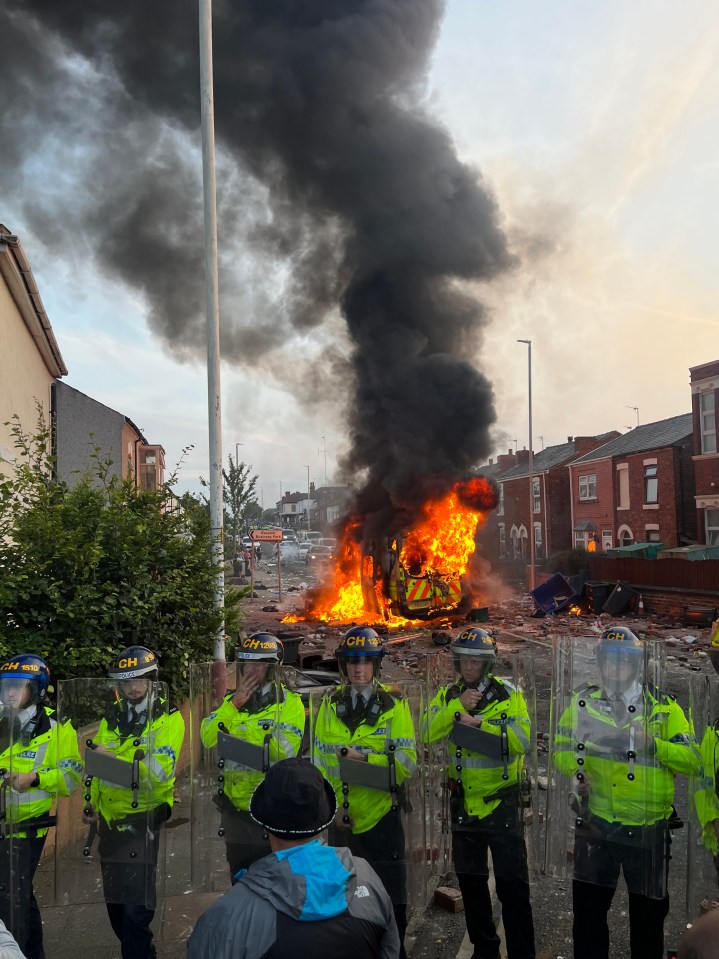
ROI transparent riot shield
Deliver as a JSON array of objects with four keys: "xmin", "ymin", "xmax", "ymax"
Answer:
[
  {"xmin": 0, "ymin": 704, "xmax": 56, "ymax": 944},
  {"xmin": 425, "ymin": 643, "xmax": 539, "ymax": 898},
  {"xmin": 687, "ymin": 672, "xmax": 719, "ymax": 919},
  {"xmin": 189, "ymin": 660, "xmax": 304, "ymax": 889},
  {"xmin": 308, "ymin": 679, "xmax": 429, "ymax": 921},
  {"xmin": 545, "ymin": 635, "xmax": 669, "ymax": 898},
  {"xmin": 54, "ymin": 678, "xmax": 169, "ymax": 910}
]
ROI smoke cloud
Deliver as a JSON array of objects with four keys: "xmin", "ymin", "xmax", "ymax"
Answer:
[{"xmin": 2, "ymin": 0, "xmax": 512, "ymax": 526}]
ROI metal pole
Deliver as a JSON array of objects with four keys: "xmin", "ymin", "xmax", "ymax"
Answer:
[
  {"xmin": 200, "ymin": 0, "xmax": 225, "ymax": 660},
  {"xmin": 306, "ymin": 466, "xmax": 311, "ymax": 532},
  {"xmin": 518, "ymin": 339, "xmax": 535, "ymax": 591}
]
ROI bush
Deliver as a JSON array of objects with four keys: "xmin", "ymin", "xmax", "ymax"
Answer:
[
  {"xmin": 543, "ymin": 548, "xmax": 591, "ymax": 577},
  {"xmin": 0, "ymin": 413, "xmax": 242, "ymax": 699}
]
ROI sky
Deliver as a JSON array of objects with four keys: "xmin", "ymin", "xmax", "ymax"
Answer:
[{"xmin": 6, "ymin": 0, "xmax": 719, "ymax": 500}]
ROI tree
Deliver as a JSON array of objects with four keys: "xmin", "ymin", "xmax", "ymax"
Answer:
[
  {"xmin": 204, "ymin": 456, "xmax": 260, "ymax": 559},
  {"xmin": 0, "ymin": 412, "xmax": 243, "ymax": 697}
]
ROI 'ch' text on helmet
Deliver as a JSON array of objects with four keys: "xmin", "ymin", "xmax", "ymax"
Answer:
[
  {"xmin": 237, "ymin": 633, "xmax": 284, "ymax": 664},
  {"xmin": 0, "ymin": 654, "xmax": 51, "ymax": 705}
]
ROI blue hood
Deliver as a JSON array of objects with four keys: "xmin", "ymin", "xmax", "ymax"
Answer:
[{"xmin": 238, "ymin": 840, "xmax": 355, "ymax": 922}]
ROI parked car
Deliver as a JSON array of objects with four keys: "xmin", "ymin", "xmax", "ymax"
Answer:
[
  {"xmin": 272, "ymin": 541, "xmax": 301, "ymax": 562},
  {"xmin": 282, "ymin": 529, "xmax": 298, "ymax": 543},
  {"xmin": 306, "ymin": 544, "xmax": 333, "ymax": 567},
  {"xmin": 241, "ymin": 535, "xmax": 253, "ymax": 549},
  {"xmin": 319, "ymin": 538, "xmax": 337, "ymax": 555},
  {"xmin": 298, "ymin": 541, "xmax": 313, "ymax": 560}
]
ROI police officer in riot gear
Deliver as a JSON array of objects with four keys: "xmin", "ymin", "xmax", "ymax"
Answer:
[
  {"xmin": 0, "ymin": 654, "xmax": 81, "ymax": 958},
  {"xmin": 553, "ymin": 626, "xmax": 694, "ymax": 959},
  {"xmin": 82, "ymin": 645, "xmax": 184, "ymax": 959},
  {"xmin": 312, "ymin": 626, "xmax": 417, "ymax": 959},
  {"xmin": 426, "ymin": 627, "xmax": 535, "ymax": 959},
  {"xmin": 200, "ymin": 633, "xmax": 305, "ymax": 880}
]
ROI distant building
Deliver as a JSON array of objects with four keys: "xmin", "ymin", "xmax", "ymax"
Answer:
[
  {"xmin": 53, "ymin": 382, "xmax": 165, "ymax": 490},
  {"xmin": 0, "ymin": 226, "xmax": 67, "ymax": 473},
  {"xmin": 568, "ymin": 413, "xmax": 696, "ymax": 550},
  {"xmin": 494, "ymin": 434, "xmax": 619, "ymax": 562},
  {"xmin": 690, "ymin": 360, "xmax": 719, "ymax": 545}
]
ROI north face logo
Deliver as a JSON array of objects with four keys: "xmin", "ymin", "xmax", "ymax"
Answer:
[{"xmin": 354, "ymin": 885, "xmax": 370, "ymax": 899}]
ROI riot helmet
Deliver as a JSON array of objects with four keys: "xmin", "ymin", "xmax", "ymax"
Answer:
[
  {"xmin": 108, "ymin": 646, "xmax": 159, "ymax": 703},
  {"xmin": 596, "ymin": 626, "xmax": 644, "ymax": 695},
  {"xmin": 335, "ymin": 626, "xmax": 384, "ymax": 684},
  {"xmin": 450, "ymin": 627, "xmax": 497, "ymax": 686},
  {"xmin": 0, "ymin": 654, "xmax": 50, "ymax": 709},
  {"xmin": 236, "ymin": 632, "xmax": 284, "ymax": 684}
]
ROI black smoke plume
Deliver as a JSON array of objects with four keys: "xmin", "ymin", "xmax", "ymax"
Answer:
[{"xmin": 1, "ymin": 1, "xmax": 511, "ymax": 529}]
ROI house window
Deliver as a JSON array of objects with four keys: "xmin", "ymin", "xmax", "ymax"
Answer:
[
  {"xmin": 700, "ymin": 392, "xmax": 717, "ymax": 454},
  {"xmin": 532, "ymin": 478, "xmax": 540, "ymax": 513},
  {"xmin": 707, "ymin": 509, "xmax": 719, "ymax": 547},
  {"xmin": 619, "ymin": 527, "xmax": 633, "ymax": 546},
  {"xmin": 617, "ymin": 466, "xmax": 630, "ymax": 508},
  {"xmin": 498, "ymin": 524, "xmax": 506, "ymax": 558},
  {"xmin": 644, "ymin": 465, "xmax": 658, "ymax": 504},
  {"xmin": 497, "ymin": 484, "xmax": 504, "ymax": 516},
  {"xmin": 534, "ymin": 523, "xmax": 542, "ymax": 559},
  {"xmin": 518, "ymin": 525, "xmax": 528, "ymax": 559},
  {"xmin": 574, "ymin": 532, "xmax": 586, "ymax": 550},
  {"xmin": 646, "ymin": 529, "xmax": 661, "ymax": 543},
  {"xmin": 579, "ymin": 474, "xmax": 596, "ymax": 501}
]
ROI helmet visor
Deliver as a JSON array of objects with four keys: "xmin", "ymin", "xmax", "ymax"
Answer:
[
  {"xmin": 338, "ymin": 654, "xmax": 380, "ymax": 685},
  {"xmin": 0, "ymin": 677, "xmax": 35, "ymax": 708},
  {"xmin": 454, "ymin": 652, "xmax": 493, "ymax": 686},
  {"xmin": 598, "ymin": 649, "xmax": 642, "ymax": 694}
]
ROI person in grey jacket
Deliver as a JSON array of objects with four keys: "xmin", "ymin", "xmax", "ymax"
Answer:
[
  {"xmin": 0, "ymin": 921, "xmax": 25, "ymax": 959},
  {"xmin": 187, "ymin": 758, "xmax": 399, "ymax": 959}
]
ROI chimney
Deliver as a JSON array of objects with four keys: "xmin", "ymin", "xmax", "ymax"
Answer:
[
  {"xmin": 497, "ymin": 451, "xmax": 517, "ymax": 470},
  {"xmin": 488, "ymin": 458, "xmax": 494, "ymax": 465},
  {"xmin": 310, "ymin": 481, "xmax": 315, "ymax": 495},
  {"xmin": 516, "ymin": 449, "xmax": 531, "ymax": 465},
  {"xmin": 567, "ymin": 436, "xmax": 573, "ymax": 443},
  {"xmin": 573, "ymin": 435, "xmax": 605, "ymax": 457}
]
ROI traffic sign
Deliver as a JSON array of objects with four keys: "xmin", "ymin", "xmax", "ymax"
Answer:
[{"xmin": 250, "ymin": 528, "xmax": 283, "ymax": 542}]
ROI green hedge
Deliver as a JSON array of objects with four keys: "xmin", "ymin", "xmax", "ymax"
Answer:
[{"xmin": 0, "ymin": 414, "xmax": 241, "ymax": 699}]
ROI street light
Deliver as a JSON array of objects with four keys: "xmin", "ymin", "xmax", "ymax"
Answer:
[
  {"xmin": 306, "ymin": 466, "xmax": 311, "ymax": 532},
  {"xmin": 517, "ymin": 339, "xmax": 535, "ymax": 591},
  {"xmin": 235, "ymin": 442, "xmax": 244, "ymax": 465}
]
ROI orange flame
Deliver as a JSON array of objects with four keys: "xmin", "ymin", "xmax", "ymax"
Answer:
[{"xmin": 283, "ymin": 477, "xmax": 497, "ymax": 626}]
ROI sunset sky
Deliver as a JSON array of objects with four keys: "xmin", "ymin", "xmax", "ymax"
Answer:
[{"xmin": 6, "ymin": 0, "xmax": 718, "ymax": 499}]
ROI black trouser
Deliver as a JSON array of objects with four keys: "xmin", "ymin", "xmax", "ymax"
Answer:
[
  {"xmin": 330, "ymin": 811, "xmax": 408, "ymax": 959},
  {"xmin": 0, "ymin": 835, "xmax": 46, "ymax": 959},
  {"xmin": 221, "ymin": 807, "xmax": 269, "ymax": 882},
  {"xmin": 452, "ymin": 804, "xmax": 535, "ymax": 959},
  {"xmin": 572, "ymin": 819, "xmax": 670, "ymax": 959},
  {"xmin": 99, "ymin": 820, "xmax": 162, "ymax": 959}
]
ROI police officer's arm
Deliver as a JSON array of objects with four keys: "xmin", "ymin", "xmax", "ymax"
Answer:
[
  {"xmin": 42, "ymin": 717, "xmax": 83, "ymax": 797},
  {"xmin": 140, "ymin": 708, "xmax": 184, "ymax": 788},
  {"xmin": 694, "ymin": 726, "xmax": 719, "ymax": 855},
  {"xmin": 267, "ymin": 691, "xmax": 305, "ymax": 761},
  {"xmin": 652, "ymin": 698, "xmax": 700, "ymax": 776},
  {"xmin": 551, "ymin": 699, "xmax": 581, "ymax": 779},
  {"xmin": 367, "ymin": 700, "xmax": 417, "ymax": 785},
  {"xmin": 200, "ymin": 695, "xmax": 243, "ymax": 749},
  {"xmin": 423, "ymin": 687, "xmax": 458, "ymax": 744}
]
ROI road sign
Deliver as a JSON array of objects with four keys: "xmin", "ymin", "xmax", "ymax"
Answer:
[{"xmin": 250, "ymin": 528, "xmax": 283, "ymax": 542}]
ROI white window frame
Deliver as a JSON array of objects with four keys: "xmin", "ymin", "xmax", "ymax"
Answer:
[
  {"xmin": 578, "ymin": 474, "xmax": 597, "ymax": 501},
  {"xmin": 498, "ymin": 523, "xmax": 506, "ymax": 558},
  {"xmin": 532, "ymin": 478, "xmax": 540, "ymax": 513},
  {"xmin": 700, "ymin": 392, "xmax": 717, "ymax": 454},
  {"xmin": 601, "ymin": 529, "xmax": 613, "ymax": 551},
  {"xmin": 497, "ymin": 483, "xmax": 504, "ymax": 516},
  {"xmin": 617, "ymin": 524, "xmax": 633, "ymax": 546}
]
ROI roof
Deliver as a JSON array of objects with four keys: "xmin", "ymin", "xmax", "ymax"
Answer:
[
  {"xmin": 571, "ymin": 413, "xmax": 693, "ymax": 465},
  {"xmin": 0, "ymin": 226, "xmax": 67, "ymax": 378},
  {"xmin": 499, "ymin": 438, "xmax": 583, "ymax": 480}
]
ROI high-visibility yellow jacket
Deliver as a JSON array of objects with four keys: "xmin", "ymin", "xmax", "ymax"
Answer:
[
  {"xmin": 425, "ymin": 678, "xmax": 530, "ymax": 820},
  {"xmin": 312, "ymin": 684, "xmax": 417, "ymax": 835},
  {"xmin": 0, "ymin": 706, "xmax": 82, "ymax": 837},
  {"xmin": 693, "ymin": 724, "xmax": 719, "ymax": 855},
  {"xmin": 90, "ymin": 699, "xmax": 185, "ymax": 826},
  {"xmin": 200, "ymin": 688, "xmax": 305, "ymax": 812},
  {"xmin": 554, "ymin": 685, "xmax": 697, "ymax": 826}
]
